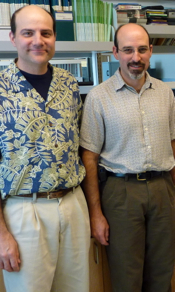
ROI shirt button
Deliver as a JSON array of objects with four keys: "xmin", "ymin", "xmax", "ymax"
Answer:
[
  {"xmin": 49, "ymin": 122, "xmax": 53, "ymax": 127},
  {"xmin": 59, "ymin": 164, "xmax": 62, "ymax": 168},
  {"xmin": 55, "ymin": 143, "xmax": 58, "ymax": 148}
]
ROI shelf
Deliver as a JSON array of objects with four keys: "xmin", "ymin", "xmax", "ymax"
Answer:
[
  {"xmin": 0, "ymin": 23, "xmax": 175, "ymax": 55},
  {"xmin": 105, "ymin": 0, "xmax": 175, "ymax": 8},
  {"xmin": 0, "ymin": 41, "xmax": 114, "ymax": 54},
  {"xmin": 152, "ymin": 46, "xmax": 175, "ymax": 54},
  {"xmin": 0, "ymin": 41, "xmax": 175, "ymax": 57},
  {"xmin": 166, "ymin": 81, "xmax": 175, "ymax": 89},
  {"xmin": 142, "ymin": 25, "xmax": 175, "ymax": 38}
]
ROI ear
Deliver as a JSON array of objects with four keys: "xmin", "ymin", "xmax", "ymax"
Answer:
[
  {"xmin": 9, "ymin": 31, "xmax": 16, "ymax": 47},
  {"xmin": 149, "ymin": 44, "xmax": 153, "ymax": 56},
  {"xmin": 113, "ymin": 45, "xmax": 119, "ymax": 61}
]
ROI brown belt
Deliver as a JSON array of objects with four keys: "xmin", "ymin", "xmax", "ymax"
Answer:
[{"xmin": 13, "ymin": 187, "xmax": 74, "ymax": 200}]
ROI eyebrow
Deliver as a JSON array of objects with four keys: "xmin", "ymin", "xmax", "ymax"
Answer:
[
  {"xmin": 20, "ymin": 29, "xmax": 53, "ymax": 33},
  {"xmin": 122, "ymin": 45, "xmax": 149, "ymax": 49}
]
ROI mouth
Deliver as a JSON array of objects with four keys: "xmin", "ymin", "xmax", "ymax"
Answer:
[
  {"xmin": 128, "ymin": 62, "xmax": 145, "ymax": 70},
  {"xmin": 30, "ymin": 49, "xmax": 46, "ymax": 54}
]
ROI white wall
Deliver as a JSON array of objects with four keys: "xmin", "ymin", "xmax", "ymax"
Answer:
[
  {"xmin": 109, "ymin": 53, "xmax": 175, "ymax": 82},
  {"xmin": 150, "ymin": 54, "xmax": 175, "ymax": 82}
]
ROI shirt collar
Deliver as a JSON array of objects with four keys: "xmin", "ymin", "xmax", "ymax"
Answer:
[{"xmin": 113, "ymin": 68, "xmax": 155, "ymax": 92}]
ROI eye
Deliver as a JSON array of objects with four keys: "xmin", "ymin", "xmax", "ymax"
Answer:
[
  {"xmin": 123, "ymin": 48, "xmax": 133, "ymax": 54},
  {"xmin": 138, "ymin": 48, "xmax": 148, "ymax": 54},
  {"xmin": 23, "ymin": 31, "xmax": 33, "ymax": 37},
  {"xmin": 42, "ymin": 31, "xmax": 52, "ymax": 37}
]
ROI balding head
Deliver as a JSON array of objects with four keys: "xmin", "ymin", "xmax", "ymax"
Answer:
[
  {"xmin": 114, "ymin": 23, "xmax": 151, "ymax": 52},
  {"xmin": 10, "ymin": 5, "xmax": 56, "ymax": 36}
]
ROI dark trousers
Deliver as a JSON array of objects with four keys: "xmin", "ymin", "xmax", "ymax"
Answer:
[{"xmin": 101, "ymin": 172, "xmax": 175, "ymax": 292}]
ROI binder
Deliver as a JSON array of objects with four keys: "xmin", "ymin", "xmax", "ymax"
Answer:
[{"xmin": 54, "ymin": 11, "xmax": 74, "ymax": 41}]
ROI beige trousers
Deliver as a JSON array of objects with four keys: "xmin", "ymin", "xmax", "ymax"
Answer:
[{"xmin": 2, "ymin": 186, "xmax": 90, "ymax": 292}]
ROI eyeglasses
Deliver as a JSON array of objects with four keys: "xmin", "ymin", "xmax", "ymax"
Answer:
[{"xmin": 118, "ymin": 47, "xmax": 149, "ymax": 55}]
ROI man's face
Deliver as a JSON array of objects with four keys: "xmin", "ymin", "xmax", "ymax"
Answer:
[
  {"xmin": 9, "ymin": 6, "xmax": 56, "ymax": 74},
  {"xmin": 113, "ymin": 24, "xmax": 153, "ymax": 86}
]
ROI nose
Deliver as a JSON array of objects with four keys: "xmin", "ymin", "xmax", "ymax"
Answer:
[
  {"xmin": 32, "ymin": 32, "xmax": 44, "ymax": 46},
  {"xmin": 132, "ymin": 50, "xmax": 141, "ymax": 62}
]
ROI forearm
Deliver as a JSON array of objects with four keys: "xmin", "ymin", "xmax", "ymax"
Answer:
[
  {"xmin": 0, "ymin": 197, "xmax": 8, "ymax": 236},
  {"xmin": 81, "ymin": 147, "xmax": 109, "ymax": 245},
  {"xmin": 81, "ymin": 148, "xmax": 102, "ymax": 216},
  {"xmin": 170, "ymin": 140, "xmax": 175, "ymax": 184},
  {"xmin": 0, "ymin": 196, "xmax": 21, "ymax": 272}
]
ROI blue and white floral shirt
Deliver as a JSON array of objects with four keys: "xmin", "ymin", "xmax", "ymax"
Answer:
[{"xmin": 0, "ymin": 61, "xmax": 85, "ymax": 199}]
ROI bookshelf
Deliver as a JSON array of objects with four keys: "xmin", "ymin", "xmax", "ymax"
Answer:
[
  {"xmin": 0, "ymin": 0, "xmax": 175, "ymax": 91},
  {"xmin": 0, "ymin": 23, "xmax": 175, "ymax": 53},
  {"xmin": 103, "ymin": 0, "xmax": 175, "ymax": 6}
]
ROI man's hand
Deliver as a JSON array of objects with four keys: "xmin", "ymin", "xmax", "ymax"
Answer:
[
  {"xmin": 90, "ymin": 214, "xmax": 109, "ymax": 246},
  {"xmin": 170, "ymin": 166, "xmax": 175, "ymax": 185},
  {"xmin": 0, "ymin": 231, "xmax": 21, "ymax": 272}
]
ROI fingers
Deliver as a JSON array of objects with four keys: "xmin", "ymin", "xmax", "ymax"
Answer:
[
  {"xmin": 0, "ymin": 252, "xmax": 20, "ymax": 272},
  {"xmin": 0, "ymin": 234, "xmax": 21, "ymax": 272},
  {"xmin": 10, "ymin": 256, "xmax": 20, "ymax": 272},
  {"xmin": 91, "ymin": 216, "xmax": 110, "ymax": 246}
]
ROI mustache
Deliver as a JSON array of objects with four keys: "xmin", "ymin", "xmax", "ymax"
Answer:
[{"xmin": 128, "ymin": 61, "xmax": 145, "ymax": 67}]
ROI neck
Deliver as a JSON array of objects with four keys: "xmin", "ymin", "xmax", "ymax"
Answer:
[
  {"xmin": 120, "ymin": 69, "xmax": 146, "ymax": 93},
  {"xmin": 16, "ymin": 60, "xmax": 48, "ymax": 75}
]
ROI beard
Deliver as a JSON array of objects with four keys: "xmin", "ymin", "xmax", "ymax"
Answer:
[{"xmin": 128, "ymin": 61, "xmax": 145, "ymax": 80}]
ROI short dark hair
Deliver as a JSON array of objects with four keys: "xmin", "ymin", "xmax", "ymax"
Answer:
[
  {"xmin": 10, "ymin": 6, "xmax": 56, "ymax": 36},
  {"xmin": 114, "ymin": 24, "xmax": 152, "ymax": 52}
]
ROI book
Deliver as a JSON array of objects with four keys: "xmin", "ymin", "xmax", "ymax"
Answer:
[
  {"xmin": 142, "ymin": 5, "xmax": 164, "ymax": 11},
  {"xmin": 117, "ymin": 18, "xmax": 147, "ymax": 24},
  {"xmin": 147, "ymin": 13, "xmax": 167, "ymax": 18},
  {"xmin": 68, "ymin": 0, "xmax": 72, "ymax": 11},
  {"xmin": 43, "ymin": 0, "xmax": 50, "ymax": 11},
  {"xmin": 90, "ymin": 0, "xmax": 98, "ymax": 41},
  {"xmin": 167, "ymin": 18, "xmax": 175, "ymax": 25},
  {"xmin": 98, "ymin": 0, "xmax": 105, "ymax": 42},
  {"xmin": 76, "ymin": 0, "xmax": 85, "ymax": 41},
  {"xmin": 116, "ymin": 9, "xmax": 146, "ymax": 25},
  {"xmin": 117, "ymin": 9, "xmax": 146, "ymax": 19},
  {"xmin": 166, "ymin": 10, "xmax": 175, "ymax": 19},
  {"xmin": 161, "ymin": 38, "xmax": 174, "ymax": 46},
  {"xmin": 0, "ymin": 0, "xmax": 10, "ymax": 26},
  {"xmin": 147, "ymin": 20, "xmax": 168, "ymax": 25},
  {"xmin": 106, "ymin": 2, "xmax": 113, "ymax": 42},
  {"xmin": 29, "ymin": 0, "xmax": 45, "ymax": 9},
  {"xmin": 50, "ymin": 0, "xmax": 62, "ymax": 15},
  {"xmin": 10, "ymin": 0, "xmax": 16, "ymax": 17},
  {"xmin": 84, "ymin": 0, "xmax": 93, "ymax": 41},
  {"xmin": 63, "ymin": 0, "xmax": 69, "ymax": 11},
  {"xmin": 156, "ymin": 38, "xmax": 166, "ymax": 46},
  {"xmin": 104, "ymin": 1, "xmax": 107, "ymax": 42},
  {"xmin": 114, "ymin": 3, "xmax": 142, "ymax": 10},
  {"xmin": 72, "ymin": 0, "xmax": 77, "ymax": 40}
]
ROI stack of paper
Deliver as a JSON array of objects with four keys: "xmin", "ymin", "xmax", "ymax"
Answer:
[{"xmin": 72, "ymin": 0, "xmax": 113, "ymax": 42}]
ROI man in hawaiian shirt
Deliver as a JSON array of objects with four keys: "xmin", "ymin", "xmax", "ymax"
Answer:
[{"xmin": 0, "ymin": 5, "xmax": 90, "ymax": 292}]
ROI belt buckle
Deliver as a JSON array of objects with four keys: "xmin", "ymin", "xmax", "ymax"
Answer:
[
  {"xmin": 137, "ymin": 172, "xmax": 146, "ymax": 181},
  {"xmin": 47, "ymin": 192, "xmax": 51, "ymax": 200}
]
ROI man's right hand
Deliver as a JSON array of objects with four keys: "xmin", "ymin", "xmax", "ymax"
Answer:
[
  {"xmin": 90, "ymin": 214, "xmax": 109, "ymax": 246},
  {"xmin": 0, "ymin": 231, "xmax": 21, "ymax": 272}
]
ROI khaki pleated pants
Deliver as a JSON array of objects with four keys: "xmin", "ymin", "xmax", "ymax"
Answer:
[{"xmin": 2, "ymin": 186, "xmax": 90, "ymax": 292}]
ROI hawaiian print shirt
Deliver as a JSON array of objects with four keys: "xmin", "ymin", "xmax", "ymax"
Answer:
[{"xmin": 0, "ymin": 61, "xmax": 85, "ymax": 199}]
